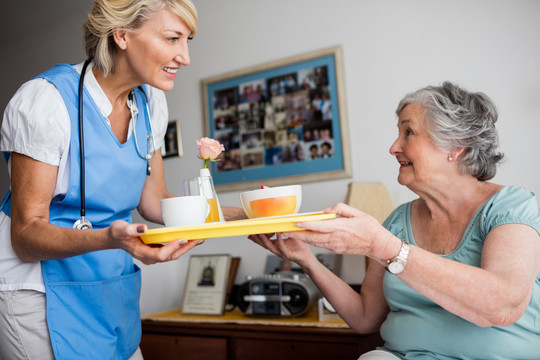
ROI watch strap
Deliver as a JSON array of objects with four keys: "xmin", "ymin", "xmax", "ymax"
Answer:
[{"xmin": 386, "ymin": 240, "xmax": 410, "ymax": 274}]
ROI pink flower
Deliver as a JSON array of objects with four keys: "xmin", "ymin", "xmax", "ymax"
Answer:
[{"xmin": 197, "ymin": 137, "xmax": 225, "ymax": 168}]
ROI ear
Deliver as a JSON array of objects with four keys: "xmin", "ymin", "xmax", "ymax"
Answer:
[
  {"xmin": 451, "ymin": 148, "xmax": 466, "ymax": 160},
  {"xmin": 112, "ymin": 28, "xmax": 128, "ymax": 50}
]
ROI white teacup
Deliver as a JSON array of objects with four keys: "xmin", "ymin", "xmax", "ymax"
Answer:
[{"xmin": 161, "ymin": 196, "xmax": 210, "ymax": 227}]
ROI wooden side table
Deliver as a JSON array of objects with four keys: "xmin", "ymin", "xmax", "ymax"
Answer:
[{"xmin": 140, "ymin": 307, "xmax": 383, "ymax": 360}]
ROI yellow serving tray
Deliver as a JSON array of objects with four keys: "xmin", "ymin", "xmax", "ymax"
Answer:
[{"xmin": 140, "ymin": 212, "xmax": 336, "ymax": 244}]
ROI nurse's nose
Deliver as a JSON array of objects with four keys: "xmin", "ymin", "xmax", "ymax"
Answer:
[{"xmin": 175, "ymin": 47, "xmax": 190, "ymax": 66}]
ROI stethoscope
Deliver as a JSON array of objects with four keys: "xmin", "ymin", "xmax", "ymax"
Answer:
[{"xmin": 73, "ymin": 59, "xmax": 157, "ymax": 230}]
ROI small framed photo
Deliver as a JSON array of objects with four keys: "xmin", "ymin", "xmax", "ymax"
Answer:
[
  {"xmin": 162, "ymin": 120, "xmax": 183, "ymax": 158},
  {"xmin": 264, "ymin": 255, "xmax": 304, "ymax": 274},
  {"xmin": 264, "ymin": 253, "xmax": 342, "ymax": 276},
  {"xmin": 315, "ymin": 253, "xmax": 342, "ymax": 276},
  {"xmin": 181, "ymin": 254, "xmax": 232, "ymax": 315}
]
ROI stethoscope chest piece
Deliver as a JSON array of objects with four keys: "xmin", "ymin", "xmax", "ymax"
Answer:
[{"xmin": 73, "ymin": 217, "xmax": 93, "ymax": 230}]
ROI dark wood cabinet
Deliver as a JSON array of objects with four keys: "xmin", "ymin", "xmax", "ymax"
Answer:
[
  {"xmin": 141, "ymin": 333, "xmax": 227, "ymax": 360},
  {"xmin": 140, "ymin": 315, "xmax": 383, "ymax": 360}
]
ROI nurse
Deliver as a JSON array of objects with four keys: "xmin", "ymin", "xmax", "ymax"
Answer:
[{"xmin": 0, "ymin": 1, "xmax": 244, "ymax": 359}]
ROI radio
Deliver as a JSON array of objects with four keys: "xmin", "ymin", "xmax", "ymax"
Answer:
[{"xmin": 236, "ymin": 272, "xmax": 320, "ymax": 317}]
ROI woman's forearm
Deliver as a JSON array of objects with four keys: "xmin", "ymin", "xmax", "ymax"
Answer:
[
  {"xmin": 301, "ymin": 256, "xmax": 389, "ymax": 334},
  {"xmin": 11, "ymin": 218, "xmax": 111, "ymax": 262},
  {"xmin": 222, "ymin": 206, "xmax": 247, "ymax": 221}
]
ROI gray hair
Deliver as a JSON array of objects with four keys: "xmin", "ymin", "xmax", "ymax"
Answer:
[
  {"xmin": 396, "ymin": 81, "xmax": 504, "ymax": 181},
  {"xmin": 83, "ymin": 0, "xmax": 198, "ymax": 77}
]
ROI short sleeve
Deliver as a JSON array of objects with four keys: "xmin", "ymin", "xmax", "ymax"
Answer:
[
  {"xmin": 481, "ymin": 186, "xmax": 540, "ymax": 236},
  {"xmin": 146, "ymin": 86, "xmax": 168, "ymax": 151},
  {"xmin": 1, "ymin": 78, "xmax": 70, "ymax": 166}
]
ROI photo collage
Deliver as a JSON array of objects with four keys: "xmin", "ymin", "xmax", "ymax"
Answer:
[{"xmin": 211, "ymin": 65, "xmax": 335, "ymax": 173}]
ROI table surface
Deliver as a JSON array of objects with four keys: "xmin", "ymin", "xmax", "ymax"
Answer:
[{"xmin": 142, "ymin": 305, "xmax": 349, "ymax": 329}]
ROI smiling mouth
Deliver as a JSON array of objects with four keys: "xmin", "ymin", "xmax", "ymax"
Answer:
[
  {"xmin": 400, "ymin": 161, "xmax": 413, "ymax": 166},
  {"xmin": 163, "ymin": 67, "xmax": 178, "ymax": 74}
]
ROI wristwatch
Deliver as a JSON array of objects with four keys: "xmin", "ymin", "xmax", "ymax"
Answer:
[{"xmin": 386, "ymin": 240, "xmax": 410, "ymax": 275}]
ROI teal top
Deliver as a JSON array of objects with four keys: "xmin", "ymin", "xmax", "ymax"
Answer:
[{"xmin": 379, "ymin": 186, "xmax": 540, "ymax": 360}]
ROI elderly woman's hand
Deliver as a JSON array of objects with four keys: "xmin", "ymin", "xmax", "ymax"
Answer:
[
  {"xmin": 248, "ymin": 232, "xmax": 317, "ymax": 268},
  {"xmin": 284, "ymin": 203, "xmax": 397, "ymax": 261},
  {"xmin": 108, "ymin": 220, "xmax": 200, "ymax": 265}
]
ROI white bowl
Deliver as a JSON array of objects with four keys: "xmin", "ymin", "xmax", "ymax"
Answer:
[{"xmin": 240, "ymin": 185, "xmax": 302, "ymax": 219}]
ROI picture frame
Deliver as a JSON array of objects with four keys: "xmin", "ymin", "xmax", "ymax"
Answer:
[
  {"xmin": 264, "ymin": 253, "xmax": 342, "ymax": 276},
  {"xmin": 201, "ymin": 45, "xmax": 351, "ymax": 191},
  {"xmin": 264, "ymin": 255, "xmax": 304, "ymax": 275},
  {"xmin": 181, "ymin": 254, "xmax": 231, "ymax": 315},
  {"xmin": 162, "ymin": 120, "xmax": 183, "ymax": 158},
  {"xmin": 315, "ymin": 253, "xmax": 343, "ymax": 276},
  {"xmin": 225, "ymin": 257, "xmax": 241, "ymax": 310}
]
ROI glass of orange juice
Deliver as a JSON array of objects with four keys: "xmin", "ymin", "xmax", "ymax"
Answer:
[{"xmin": 184, "ymin": 170, "xmax": 224, "ymax": 223}]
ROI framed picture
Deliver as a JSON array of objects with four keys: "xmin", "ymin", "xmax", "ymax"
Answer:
[
  {"xmin": 181, "ymin": 254, "xmax": 231, "ymax": 315},
  {"xmin": 315, "ymin": 253, "xmax": 343, "ymax": 276},
  {"xmin": 162, "ymin": 120, "xmax": 183, "ymax": 158},
  {"xmin": 201, "ymin": 45, "xmax": 351, "ymax": 191},
  {"xmin": 264, "ymin": 253, "xmax": 342, "ymax": 276},
  {"xmin": 264, "ymin": 255, "xmax": 304, "ymax": 274}
]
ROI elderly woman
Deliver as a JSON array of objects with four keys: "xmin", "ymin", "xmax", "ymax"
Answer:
[
  {"xmin": 0, "ymin": 1, "xmax": 243, "ymax": 359},
  {"xmin": 250, "ymin": 82, "xmax": 540, "ymax": 359}
]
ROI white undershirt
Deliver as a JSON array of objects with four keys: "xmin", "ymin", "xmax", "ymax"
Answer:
[{"xmin": 0, "ymin": 62, "xmax": 169, "ymax": 291}]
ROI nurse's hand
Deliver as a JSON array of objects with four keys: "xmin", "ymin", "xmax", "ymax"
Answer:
[{"xmin": 108, "ymin": 220, "xmax": 202, "ymax": 265}]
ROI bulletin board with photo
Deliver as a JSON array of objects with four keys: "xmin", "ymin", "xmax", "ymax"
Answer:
[{"xmin": 201, "ymin": 46, "xmax": 351, "ymax": 191}]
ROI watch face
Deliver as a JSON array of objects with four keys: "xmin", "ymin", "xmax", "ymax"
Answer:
[{"xmin": 388, "ymin": 261, "xmax": 404, "ymax": 274}]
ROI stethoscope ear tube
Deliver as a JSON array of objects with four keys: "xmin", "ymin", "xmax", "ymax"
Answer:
[
  {"xmin": 74, "ymin": 59, "xmax": 93, "ymax": 230},
  {"xmin": 72, "ymin": 61, "xmax": 154, "ymax": 230},
  {"xmin": 129, "ymin": 87, "xmax": 156, "ymax": 176}
]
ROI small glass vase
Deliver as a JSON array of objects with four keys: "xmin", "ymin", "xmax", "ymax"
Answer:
[{"xmin": 184, "ymin": 168, "xmax": 224, "ymax": 223}]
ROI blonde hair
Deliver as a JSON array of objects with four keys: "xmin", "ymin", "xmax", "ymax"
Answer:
[{"xmin": 83, "ymin": 0, "xmax": 198, "ymax": 77}]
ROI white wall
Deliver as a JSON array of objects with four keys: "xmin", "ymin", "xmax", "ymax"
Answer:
[{"xmin": 1, "ymin": 1, "xmax": 539, "ymax": 315}]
